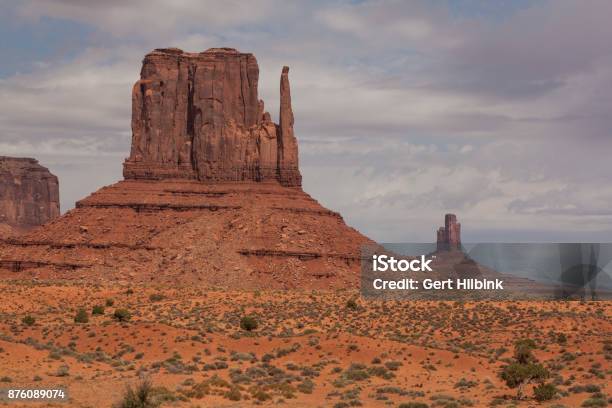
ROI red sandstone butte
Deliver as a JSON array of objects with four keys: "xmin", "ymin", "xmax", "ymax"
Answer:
[
  {"xmin": 0, "ymin": 48, "xmax": 372, "ymax": 288},
  {"xmin": 124, "ymin": 48, "xmax": 301, "ymax": 186},
  {"xmin": 436, "ymin": 213, "xmax": 461, "ymax": 250},
  {"xmin": 0, "ymin": 157, "xmax": 59, "ymax": 235}
]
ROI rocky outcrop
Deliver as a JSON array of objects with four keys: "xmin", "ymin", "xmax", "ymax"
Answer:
[
  {"xmin": 0, "ymin": 157, "xmax": 60, "ymax": 231},
  {"xmin": 123, "ymin": 47, "xmax": 302, "ymax": 186},
  {"xmin": 436, "ymin": 213, "xmax": 461, "ymax": 250}
]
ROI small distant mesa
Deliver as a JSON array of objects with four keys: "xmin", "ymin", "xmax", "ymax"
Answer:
[
  {"xmin": 0, "ymin": 156, "xmax": 60, "ymax": 234},
  {"xmin": 436, "ymin": 213, "xmax": 461, "ymax": 251}
]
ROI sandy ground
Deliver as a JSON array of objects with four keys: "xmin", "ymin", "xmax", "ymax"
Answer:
[{"xmin": 0, "ymin": 282, "xmax": 610, "ymax": 408}]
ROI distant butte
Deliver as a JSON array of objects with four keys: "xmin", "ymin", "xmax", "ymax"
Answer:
[
  {"xmin": 0, "ymin": 157, "xmax": 59, "ymax": 236},
  {"xmin": 0, "ymin": 48, "xmax": 373, "ymax": 288},
  {"xmin": 436, "ymin": 213, "xmax": 461, "ymax": 251}
]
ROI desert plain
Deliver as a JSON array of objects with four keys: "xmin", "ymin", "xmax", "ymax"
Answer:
[{"xmin": 0, "ymin": 282, "xmax": 610, "ymax": 407}]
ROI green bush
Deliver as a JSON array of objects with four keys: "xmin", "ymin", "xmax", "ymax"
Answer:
[
  {"xmin": 149, "ymin": 293, "xmax": 164, "ymax": 302},
  {"xmin": 501, "ymin": 362, "xmax": 548, "ymax": 388},
  {"xmin": 534, "ymin": 383, "xmax": 557, "ymax": 401},
  {"xmin": 114, "ymin": 309, "xmax": 131, "ymax": 322},
  {"xmin": 500, "ymin": 338, "xmax": 548, "ymax": 400},
  {"xmin": 22, "ymin": 315, "xmax": 35, "ymax": 326},
  {"xmin": 74, "ymin": 308, "xmax": 89, "ymax": 323},
  {"xmin": 92, "ymin": 305, "xmax": 105, "ymax": 315},
  {"xmin": 240, "ymin": 316, "xmax": 258, "ymax": 331}
]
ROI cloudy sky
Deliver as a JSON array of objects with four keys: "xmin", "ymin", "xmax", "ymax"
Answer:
[{"xmin": 1, "ymin": 0, "xmax": 611, "ymax": 242}]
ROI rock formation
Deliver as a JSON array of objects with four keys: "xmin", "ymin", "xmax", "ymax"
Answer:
[
  {"xmin": 123, "ymin": 48, "xmax": 301, "ymax": 186},
  {"xmin": 0, "ymin": 48, "xmax": 371, "ymax": 289},
  {"xmin": 436, "ymin": 213, "xmax": 461, "ymax": 251},
  {"xmin": 0, "ymin": 157, "xmax": 59, "ymax": 234}
]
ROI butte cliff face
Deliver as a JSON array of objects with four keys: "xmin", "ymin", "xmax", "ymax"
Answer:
[
  {"xmin": 124, "ymin": 48, "xmax": 301, "ymax": 187},
  {"xmin": 0, "ymin": 48, "xmax": 371, "ymax": 288},
  {"xmin": 0, "ymin": 157, "xmax": 60, "ymax": 234}
]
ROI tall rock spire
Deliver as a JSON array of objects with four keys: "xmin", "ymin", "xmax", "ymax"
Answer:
[{"xmin": 277, "ymin": 66, "xmax": 302, "ymax": 187}]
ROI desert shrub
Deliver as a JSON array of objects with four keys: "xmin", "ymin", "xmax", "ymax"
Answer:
[
  {"xmin": 500, "ymin": 338, "xmax": 548, "ymax": 400},
  {"xmin": 149, "ymin": 293, "xmax": 164, "ymax": 302},
  {"xmin": 92, "ymin": 305, "xmax": 105, "ymax": 315},
  {"xmin": 399, "ymin": 403, "xmax": 429, "ymax": 408},
  {"xmin": 22, "ymin": 315, "xmax": 35, "ymax": 326},
  {"xmin": 240, "ymin": 316, "xmax": 258, "ymax": 331},
  {"xmin": 346, "ymin": 298, "xmax": 358, "ymax": 310},
  {"xmin": 454, "ymin": 378, "xmax": 478, "ymax": 389},
  {"xmin": 385, "ymin": 361, "xmax": 403, "ymax": 371},
  {"xmin": 74, "ymin": 308, "xmax": 89, "ymax": 323},
  {"xmin": 581, "ymin": 397, "xmax": 607, "ymax": 407},
  {"xmin": 106, "ymin": 298, "xmax": 115, "ymax": 307},
  {"xmin": 114, "ymin": 309, "xmax": 131, "ymax": 322},
  {"xmin": 501, "ymin": 362, "xmax": 548, "ymax": 398},
  {"xmin": 556, "ymin": 333, "xmax": 568, "ymax": 345},
  {"xmin": 582, "ymin": 384, "xmax": 601, "ymax": 393},
  {"xmin": 367, "ymin": 365, "xmax": 394, "ymax": 380},
  {"xmin": 297, "ymin": 379, "xmax": 314, "ymax": 394},
  {"xmin": 514, "ymin": 338, "xmax": 537, "ymax": 364},
  {"xmin": 114, "ymin": 379, "xmax": 159, "ymax": 408},
  {"xmin": 344, "ymin": 364, "xmax": 370, "ymax": 381},
  {"xmin": 251, "ymin": 389, "xmax": 271, "ymax": 401},
  {"xmin": 429, "ymin": 394, "xmax": 460, "ymax": 408},
  {"xmin": 534, "ymin": 383, "xmax": 557, "ymax": 401},
  {"xmin": 56, "ymin": 365, "xmax": 70, "ymax": 377},
  {"xmin": 224, "ymin": 386, "xmax": 241, "ymax": 401}
]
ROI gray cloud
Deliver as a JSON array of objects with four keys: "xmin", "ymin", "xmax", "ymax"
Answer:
[{"xmin": 1, "ymin": 0, "xmax": 611, "ymax": 241}]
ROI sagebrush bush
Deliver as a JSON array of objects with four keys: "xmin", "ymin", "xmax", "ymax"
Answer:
[
  {"xmin": 534, "ymin": 383, "xmax": 557, "ymax": 401},
  {"xmin": 92, "ymin": 305, "xmax": 105, "ymax": 315},
  {"xmin": 240, "ymin": 316, "xmax": 258, "ymax": 331},
  {"xmin": 114, "ymin": 309, "xmax": 131, "ymax": 322},
  {"xmin": 114, "ymin": 379, "xmax": 159, "ymax": 408},
  {"xmin": 74, "ymin": 308, "xmax": 89, "ymax": 323},
  {"xmin": 22, "ymin": 315, "xmax": 35, "ymax": 326}
]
